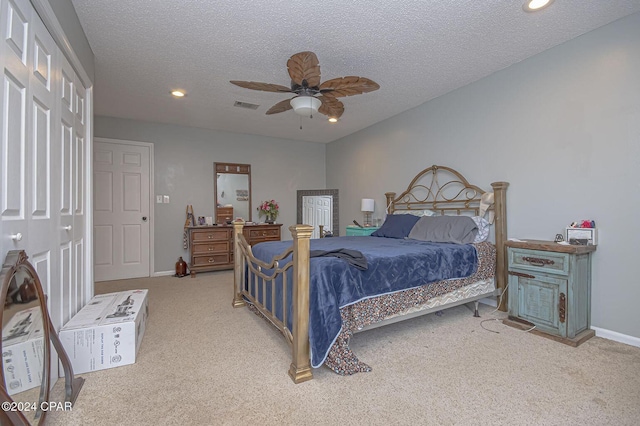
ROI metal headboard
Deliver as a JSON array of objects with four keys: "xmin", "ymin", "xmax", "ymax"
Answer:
[{"xmin": 385, "ymin": 165, "xmax": 490, "ymax": 216}]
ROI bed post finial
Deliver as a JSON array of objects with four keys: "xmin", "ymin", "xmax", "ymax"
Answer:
[
  {"xmin": 491, "ymin": 181, "xmax": 509, "ymax": 312},
  {"xmin": 232, "ymin": 221, "xmax": 246, "ymax": 308},
  {"xmin": 385, "ymin": 192, "xmax": 396, "ymax": 215},
  {"xmin": 288, "ymin": 224, "xmax": 314, "ymax": 383}
]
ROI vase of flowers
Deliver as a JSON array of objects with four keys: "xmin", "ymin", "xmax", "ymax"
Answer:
[{"xmin": 258, "ymin": 199, "xmax": 279, "ymax": 223}]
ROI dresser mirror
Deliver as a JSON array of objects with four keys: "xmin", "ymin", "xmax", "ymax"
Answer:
[
  {"xmin": 296, "ymin": 189, "xmax": 339, "ymax": 238},
  {"xmin": 0, "ymin": 250, "xmax": 84, "ymax": 426},
  {"xmin": 214, "ymin": 162, "xmax": 252, "ymax": 223}
]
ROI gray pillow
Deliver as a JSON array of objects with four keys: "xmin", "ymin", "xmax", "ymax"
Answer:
[{"xmin": 407, "ymin": 216, "xmax": 479, "ymax": 244}]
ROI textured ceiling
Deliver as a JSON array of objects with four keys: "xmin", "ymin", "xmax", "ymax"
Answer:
[{"xmin": 71, "ymin": 1, "xmax": 640, "ymax": 143}]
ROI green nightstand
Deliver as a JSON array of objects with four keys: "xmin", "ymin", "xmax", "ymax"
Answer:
[{"xmin": 345, "ymin": 225, "xmax": 380, "ymax": 236}]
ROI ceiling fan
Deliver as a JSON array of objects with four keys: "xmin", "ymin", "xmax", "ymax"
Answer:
[{"xmin": 230, "ymin": 51, "xmax": 379, "ymax": 120}]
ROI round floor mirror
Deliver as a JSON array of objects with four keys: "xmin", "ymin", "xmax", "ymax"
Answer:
[{"xmin": 0, "ymin": 250, "xmax": 84, "ymax": 425}]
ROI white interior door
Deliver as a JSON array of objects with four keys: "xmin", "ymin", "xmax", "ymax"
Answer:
[
  {"xmin": 0, "ymin": 0, "xmax": 91, "ymax": 382},
  {"xmin": 93, "ymin": 139, "xmax": 151, "ymax": 282},
  {"xmin": 316, "ymin": 196, "xmax": 332, "ymax": 236},
  {"xmin": 302, "ymin": 196, "xmax": 332, "ymax": 238},
  {"xmin": 0, "ymin": 0, "xmax": 60, "ymax": 302}
]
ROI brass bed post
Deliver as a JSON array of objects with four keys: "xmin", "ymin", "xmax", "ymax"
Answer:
[
  {"xmin": 491, "ymin": 182, "xmax": 509, "ymax": 311},
  {"xmin": 288, "ymin": 224, "xmax": 314, "ymax": 384},
  {"xmin": 385, "ymin": 192, "xmax": 396, "ymax": 215},
  {"xmin": 232, "ymin": 221, "xmax": 246, "ymax": 308}
]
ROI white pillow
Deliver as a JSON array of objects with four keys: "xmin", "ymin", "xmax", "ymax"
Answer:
[{"xmin": 471, "ymin": 216, "xmax": 490, "ymax": 243}]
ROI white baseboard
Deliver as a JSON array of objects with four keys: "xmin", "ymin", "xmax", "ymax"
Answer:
[
  {"xmin": 153, "ymin": 270, "xmax": 175, "ymax": 277},
  {"xmin": 592, "ymin": 326, "xmax": 640, "ymax": 348}
]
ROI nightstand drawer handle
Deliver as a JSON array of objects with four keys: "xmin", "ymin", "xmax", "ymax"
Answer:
[
  {"xmin": 509, "ymin": 271, "xmax": 535, "ymax": 279},
  {"xmin": 522, "ymin": 256, "xmax": 554, "ymax": 267},
  {"xmin": 208, "ymin": 258, "xmax": 215, "ymax": 263}
]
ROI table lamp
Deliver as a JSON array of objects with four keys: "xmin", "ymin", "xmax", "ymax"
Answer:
[{"xmin": 361, "ymin": 198, "xmax": 375, "ymax": 227}]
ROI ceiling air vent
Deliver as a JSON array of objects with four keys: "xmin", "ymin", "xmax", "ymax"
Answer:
[{"xmin": 234, "ymin": 101, "xmax": 259, "ymax": 110}]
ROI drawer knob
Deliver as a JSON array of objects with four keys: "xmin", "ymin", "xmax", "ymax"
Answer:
[
  {"xmin": 208, "ymin": 247, "xmax": 214, "ymax": 251},
  {"xmin": 208, "ymin": 235, "xmax": 213, "ymax": 239},
  {"xmin": 208, "ymin": 258, "xmax": 215, "ymax": 263},
  {"xmin": 522, "ymin": 256, "xmax": 554, "ymax": 266}
]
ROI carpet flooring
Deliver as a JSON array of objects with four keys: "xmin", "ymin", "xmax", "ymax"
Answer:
[{"xmin": 43, "ymin": 271, "xmax": 640, "ymax": 426}]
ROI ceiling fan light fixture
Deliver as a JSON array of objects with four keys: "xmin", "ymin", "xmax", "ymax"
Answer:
[
  {"xmin": 328, "ymin": 117, "xmax": 338, "ymax": 123},
  {"xmin": 171, "ymin": 90, "xmax": 186, "ymax": 97},
  {"xmin": 523, "ymin": 0, "xmax": 553, "ymax": 12},
  {"xmin": 290, "ymin": 96, "xmax": 321, "ymax": 117}
]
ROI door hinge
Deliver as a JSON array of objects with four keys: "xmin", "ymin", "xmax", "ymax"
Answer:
[{"xmin": 558, "ymin": 292, "xmax": 566, "ymax": 323}]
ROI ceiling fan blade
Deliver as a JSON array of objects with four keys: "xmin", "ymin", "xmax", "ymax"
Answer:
[
  {"xmin": 230, "ymin": 81, "xmax": 292, "ymax": 93},
  {"xmin": 318, "ymin": 95, "xmax": 344, "ymax": 118},
  {"xmin": 265, "ymin": 98, "xmax": 295, "ymax": 115},
  {"xmin": 287, "ymin": 51, "xmax": 321, "ymax": 88},
  {"xmin": 319, "ymin": 76, "xmax": 380, "ymax": 97}
]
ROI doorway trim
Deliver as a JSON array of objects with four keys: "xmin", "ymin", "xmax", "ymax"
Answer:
[{"xmin": 94, "ymin": 137, "xmax": 155, "ymax": 279}]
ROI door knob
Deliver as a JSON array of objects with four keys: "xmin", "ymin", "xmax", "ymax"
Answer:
[
  {"xmin": 11, "ymin": 233, "xmax": 23, "ymax": 241},
  {"xmin": 63, "ymin": 225, "xmax": 72, "ymax": 231},
  {"xmin": 142, "ymin": 216, "xmax": 148, "ymax": 222}
]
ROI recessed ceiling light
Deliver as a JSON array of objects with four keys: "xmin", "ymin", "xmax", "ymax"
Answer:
[
  {"xmin": 523, "ymin": 0, "xmax": 554, "ymax": 12},
  {"xmin": 171, "ymin": 90, "xmax": 186, "ymax": 97},
  {"xmin": 328, "ymin": 117, "xmax": 338, "ymax": 123}
]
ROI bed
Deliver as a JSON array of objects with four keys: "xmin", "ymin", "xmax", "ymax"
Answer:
[{"xmin": 232, "ymin": 165, "xmax": 509, "ymax": 383}]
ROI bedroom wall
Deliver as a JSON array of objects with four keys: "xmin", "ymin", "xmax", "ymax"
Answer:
[
  {"xmin": 326, "ymin": 13, "xmax": 640, "ymax": 341},
  {"xmin": 94, "ymin": 117, "xmax": 326, "ymax": 274},
  {"xmin": 46, "ymin": 0, "xmax": 95, "ymax": 81}
]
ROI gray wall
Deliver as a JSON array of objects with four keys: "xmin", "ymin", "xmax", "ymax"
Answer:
[
  {"xmin": 46, "ymin": 0, "xmax": 95, "ymax": 82},
  {"xmin": 327, "ymin": 13, "xmax": 640, "ymax": 339},
  {"xmin": 95, "ymin": 117, "xmax": 326, "ymax": 273}
]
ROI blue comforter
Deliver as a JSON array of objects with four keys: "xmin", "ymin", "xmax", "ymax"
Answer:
[{"xmin": 249, "ymin": 236, "xmax": 478, "ymax": 368}]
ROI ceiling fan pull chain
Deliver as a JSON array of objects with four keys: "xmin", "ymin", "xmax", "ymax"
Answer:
[{"xmin": 299, "ymin": 115, "xmax": 303, "ymax": 130}]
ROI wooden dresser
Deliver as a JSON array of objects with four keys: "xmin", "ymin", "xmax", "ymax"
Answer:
[{"xmin": 188, "ymin": 224, "xmax": 282, "ymax": 276}]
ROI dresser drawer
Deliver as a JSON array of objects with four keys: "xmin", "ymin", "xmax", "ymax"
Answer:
[
  {"xmin": 192, "ymin": 241, "xmax": 229, "ymax": 255},
  {"xmin": 248, "ymin": 228, "xmax": 280, "ymax": 239},
  {"xmin": 192, "ymin": 253, "xmax": 230, "ymax": 267},
  {"xmin": 508, "ymin": 248, "xmax": 569, "ymax": 276},
  {"xmin": 251, "ymin": 237, "xmax": 281, "ymax": 246},
  {"xmin": 191, "ymin": 228, "xmax": 230, "ymax": 242}
]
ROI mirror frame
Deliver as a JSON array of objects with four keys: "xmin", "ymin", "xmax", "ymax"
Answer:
[
  {"xmin": 0, "ymin": 250, "xmax": 84, "ymax": 426},
  {"xmin": 296, "ymin": 189, "xmax": 340, "ymax": 236},
  {"xmin": 214, "ymin": 162, "xmax": 252, "ymax": 223}
]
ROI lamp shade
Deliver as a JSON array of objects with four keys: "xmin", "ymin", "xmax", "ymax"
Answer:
[
  {"xmin": 290, "ymin": 96, "xmax": 321, "ymax": 116},
  {"xmin": 361, "ymin": 198, "xmax": 375, "ymax": 212}
]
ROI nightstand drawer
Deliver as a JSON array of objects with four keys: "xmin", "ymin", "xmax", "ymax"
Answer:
[{"xmin": 508, "ymin": 248, "xmax": 569, "ymax": 276}]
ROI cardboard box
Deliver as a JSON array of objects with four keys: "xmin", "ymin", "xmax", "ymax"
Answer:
[
  {"xmin": 59, "ymin": 289, "xmax": 148, "ymax": 374},
  {"xmin": 2, "ymin": 306, "xmax": 45, "ymax": 395}
]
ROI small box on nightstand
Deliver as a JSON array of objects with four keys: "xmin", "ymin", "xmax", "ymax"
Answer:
[{"xmin": 565, "ymin": 227, "xmax": 597, "ymax": 245}]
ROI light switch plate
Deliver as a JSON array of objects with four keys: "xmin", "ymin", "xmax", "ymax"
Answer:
[
  {"xmin": 156, "ymin": 195, "xmax": 163, "ymax": 204},
  {"xmin": 163, "ymin": 195, "xmax": 170, "ymax": 204}
]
